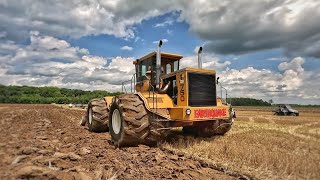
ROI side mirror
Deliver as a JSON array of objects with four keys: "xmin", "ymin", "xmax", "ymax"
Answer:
[{"xmin": 216, "ymin": 77, "xmax": 220, "ymax": 84}]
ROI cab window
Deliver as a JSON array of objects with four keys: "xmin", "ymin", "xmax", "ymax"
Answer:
[
  {"xmin": 166, "ymin": 64, "xmax": 171, "ymax": 74},
  {"xmin": 141, "ymin": 63, "xmax": 146, "ymax": 77},
  {"xmin": 173, "ymin": 60, "xmax": 179, "ymax": 71}
]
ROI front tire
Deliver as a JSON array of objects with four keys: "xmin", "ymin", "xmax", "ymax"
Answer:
[
  {"xmin": 86, "ymin": 98, "xmax": 109, "ymax": 132},
  {"xmin": 109, "ymin": 94, "xmax": 164, "ymax": 147}
]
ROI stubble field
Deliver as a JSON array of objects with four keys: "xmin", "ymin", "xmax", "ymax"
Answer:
[{"xmin": 164, "ymin": 106, "xmax": 320, "ymax": 179}]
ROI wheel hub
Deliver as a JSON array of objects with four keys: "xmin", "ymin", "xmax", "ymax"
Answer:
[
  {"xmin": 88, "ymin": 108, "xmax": 93, "ymax": 125},
  {"xmin": 112, "ymin": 109, "xmax": 121, "ymax": 134}
]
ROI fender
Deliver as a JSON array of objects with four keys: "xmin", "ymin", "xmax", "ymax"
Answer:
[{"xmin": 135, "ymin": 92, "xmax": 171, "ymax": 120}]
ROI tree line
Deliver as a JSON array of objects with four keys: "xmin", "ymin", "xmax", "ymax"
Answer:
[
  {"xmin": 228, "ymin": 97, "xmax": 271, "ymax": 106},
  {"xmin": 0, "ymin": 85, "xmax": 121, "ymax": 104},
  {"xmin": 0, "ymin": 85, "xmax": 288, "ymax": 106}
]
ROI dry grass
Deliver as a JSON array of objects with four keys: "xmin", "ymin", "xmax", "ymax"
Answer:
[{"xmin": 163, "ymin": 107, "xmax": 320, "ymax": 179}]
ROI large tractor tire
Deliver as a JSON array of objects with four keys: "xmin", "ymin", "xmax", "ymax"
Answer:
[
  {"xmin": 86, "ymin": 98, "xmax": 109, "ymax": 132},
  {"xmin": 109, "ymin": 94, "xmax": 165, "ymax": 147},
  {"xmin": 183, "ymin": 119, "xmax": 233, "ymax": 137}
]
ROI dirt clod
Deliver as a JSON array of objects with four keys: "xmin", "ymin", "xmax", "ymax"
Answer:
[
  {"xmin": 18, "ymin": 147, "xmax": 39, "ymax": 155},
  {"xmin": 79, "ymin": 147, "xmax": 91, "ymax": 155}
]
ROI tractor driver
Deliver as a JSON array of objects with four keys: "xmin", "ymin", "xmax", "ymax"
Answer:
[
  {"xmin": 139, "ymin": 70, "xmax": 170, "ymax": 94},
  {"xmin": 136, "ymin": 70, "xmax": 152, "ymax": 92}
]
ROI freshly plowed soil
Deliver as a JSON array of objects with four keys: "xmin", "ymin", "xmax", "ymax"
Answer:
[{"xmin": 0, "ymin": 104, "xmax": 240, "ymax": 180}]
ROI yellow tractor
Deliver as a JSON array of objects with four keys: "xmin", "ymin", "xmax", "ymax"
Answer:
[{"xmin": 81, "ymin": 40, "xmax": 235, "ymax": 147}]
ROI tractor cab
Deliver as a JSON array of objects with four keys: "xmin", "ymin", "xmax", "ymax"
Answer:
[
  {"xmin": 133, "ymin": 52, "xmax": 183, "ymax": 94},
  {"xmin": 134, "ymin": 51, "xmax": 182, "ymax": 87}
]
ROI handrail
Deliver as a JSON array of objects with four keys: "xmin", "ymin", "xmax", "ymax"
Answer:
[
  {"xmin": 143, "ymin": 77, "xmax": 158, "ymax": 118},
  {"xmin": 121, "ymin": 73, "xmax": 136, "ymax": 93},
  {"xmin": 147, "ymin": 81, "xmax": 156, "ymax": 120},
  {"xmin": 121, "ymin": 80, "xmax": 131, "ymax": 93},
  {"xmin": 219, "ymin": 85, "xmax": 233, "ymax": 106},
  {"xmin": 226, "ymin": 94, "xmax": 233, "ymax": 105}
]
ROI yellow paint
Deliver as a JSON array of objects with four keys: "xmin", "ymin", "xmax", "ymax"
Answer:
[
  {"xmin": 104, "ymin": 96, "xmax": 114, "ymax": 108},
  {"xmin": 140, "ymin": 92, "xmax": 175, "ymax": 109},
  {"xmin": 176, "ymin": 71, "xmax": 188, "ymax": 106}
]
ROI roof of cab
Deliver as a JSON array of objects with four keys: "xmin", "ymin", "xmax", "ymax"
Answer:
[{"xmin": 133, "ymin": 51, "xmax": 183, "ymax": 64}]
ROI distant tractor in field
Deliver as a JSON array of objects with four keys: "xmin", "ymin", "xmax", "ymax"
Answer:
[
  {"xmin": 273, "ymin": 104, "xmax": 299, "ymax": 116},
  {"xmin": 81, "ymin": 40, "xmax": 236, "ymax": 147}
]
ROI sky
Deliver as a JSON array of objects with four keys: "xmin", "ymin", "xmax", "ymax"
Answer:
[{"xmin": 0, "ymin": 0, "xmax": 319, "ymax": 105}]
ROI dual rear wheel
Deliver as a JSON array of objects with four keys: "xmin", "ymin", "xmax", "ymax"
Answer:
[{"xmin": 82, "ymin": 98, "xmax": 109, "ymax": 132}]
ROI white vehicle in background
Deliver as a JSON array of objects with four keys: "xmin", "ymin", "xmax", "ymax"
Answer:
[{"xmin": 273, "ymin": 104, "xmax": 299, "ymax": 116}]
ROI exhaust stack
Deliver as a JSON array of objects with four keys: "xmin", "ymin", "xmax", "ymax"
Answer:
[
  {"xmin": 198, "ymin": 46, "xmax": 203, "ymax": 68},
  {"xmin": 156, "ymin": 40, "xmax": 163, "ymax": 88}
]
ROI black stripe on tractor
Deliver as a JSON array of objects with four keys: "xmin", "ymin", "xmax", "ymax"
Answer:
[{"xmin": 188, "ymin": 72, "xmax": 217, "ymax": 107}]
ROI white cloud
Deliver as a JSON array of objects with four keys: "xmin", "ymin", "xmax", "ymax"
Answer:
[
  {"xmin": 180, "ymin": 54, "xmax": 231, "ymax": 69},
  {"xmin": 154, "ymin": 18, "xmax": 174, "ymax": 27},
  {"xmin": 218, "ymin": 57, "xmax": 320, "ymax": 104},
  {"xmin": 1, "ymin": 0, "xmax": 320, "ymax": 57},
  {"xmin": 108, "ymin": 56, "xmax": 135, "ymax": 73},
  {"xmin": 268, "ymin": 57, "xmax": 287, "ymax": 61},
  {"xmin": 177, "ymin": 0, "xmax": 320, "ymax": 57},
  {"xmin": 120, "ymin": 46, "xmax": 133, "ymax": 51},
  {"xmin": 0, "ymin": 33, "xmax": 135, "ymax": 91},
  {"xmin": 166, "ymin": 29, "xmax": 173, "ymax": 35},
  {"xmin": 134, "ymin": 37, "xmax": 141, "ymax": 43},
  {"xmin": 0, "ymin": 0, "xmax": 177, "ymax": 40},
  {"xmin": 278, "ymin": 57, "xmax": 304, "ymax": 73}
]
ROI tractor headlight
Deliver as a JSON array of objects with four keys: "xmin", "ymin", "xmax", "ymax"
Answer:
[{"xmin": 186, "ymin": 109, "xmax": 191, "ymax": 115}]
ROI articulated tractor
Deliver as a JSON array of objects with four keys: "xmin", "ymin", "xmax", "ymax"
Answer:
[{"xmin": 81, "ymin": 40, "xmax": 235, "ymax": 147}]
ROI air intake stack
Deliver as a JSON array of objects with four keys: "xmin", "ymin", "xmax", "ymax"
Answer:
[
  {"xmin": 156, "ymin": 40, "xmax": 163, "ymax": 88},
  {"xmin": 198, "ymin": 46, "xmax": 203, "ymax": 69}
]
